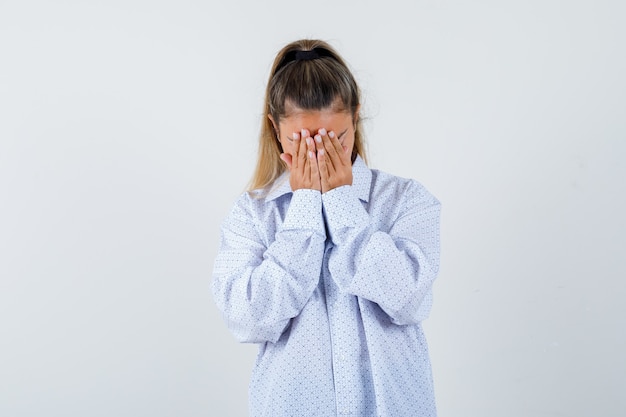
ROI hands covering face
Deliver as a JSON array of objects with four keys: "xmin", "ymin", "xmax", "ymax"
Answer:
[{"xmin": 280, "ymin": 128, "xmax": 353, "ymax": 194}]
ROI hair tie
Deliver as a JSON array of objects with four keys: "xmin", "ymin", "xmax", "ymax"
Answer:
[
  {"xmin": 295, "ymin": 50, "xmax": 320, "ymax": 61},
  {"xmin": 274, "ymin": 47, "xmax": 332, "ymax": 75}
]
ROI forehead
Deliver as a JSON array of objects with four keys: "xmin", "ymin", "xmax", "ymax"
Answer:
[{"xmin": 279, "ymin": 108, "xmax": 353, "ymax": 131}]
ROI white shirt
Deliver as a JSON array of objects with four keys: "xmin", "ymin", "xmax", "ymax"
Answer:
[{"xmin": 213, "ymin": 156, "xmax": 441, "ymax": 416}]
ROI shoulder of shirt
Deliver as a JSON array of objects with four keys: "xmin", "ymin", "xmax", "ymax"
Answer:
[
  {"xmin": 234, "ymin": 184, "xmax": 281, "ymax": 208},
  {"xmin": 369, "ymin": 167, "xmax": 440, "ymax": 206},
  {"xmin": 237, "ymin": 188, "xmax": 270, "ymax": 206},
  {"xmin": 222, "ymin": 190, "xmax": 267, "ymax": 226}
]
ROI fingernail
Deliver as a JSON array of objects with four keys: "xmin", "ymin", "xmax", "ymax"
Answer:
[
  {"xmin": 318, "ymin": 128, "xmax": 327, "ymax": 136},
  {"xmin": 318, "ymin": 149, "xmax": 325, "ymax": 156},
  {"xmin": 292, "ymin": 132, "xmax": 299, "ymax": 140},
  {"xmin": 308, "ymin": 151, "xmax": 315, "ymax": 158},
  {"xmin": 329, "ymin": 131, "xmax": 335, "ymax": 139},
  {"xmin": 314, "ymin": 134, "xmax": 322, "ymax": 143},
  {"xmin": 301, "ymin": 129, "xmax": 308, "ymax": 137},
  {"xmin": 306, "ymin": 137, "xmax": 312, "ymax": 146}
]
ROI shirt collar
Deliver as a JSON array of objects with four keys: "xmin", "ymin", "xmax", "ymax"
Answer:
[{"xmin": 265, "ymin": 155, "xmax": 372, "ymax": 202}]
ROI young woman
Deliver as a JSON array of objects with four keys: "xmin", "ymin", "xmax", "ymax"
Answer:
[{"xmin": 213, "ymin": 39, "xmax": 441, "ymax": 417}]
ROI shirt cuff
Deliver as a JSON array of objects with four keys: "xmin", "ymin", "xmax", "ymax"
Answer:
[
  {"xmin": 281, "ymin": 189, "xmax": 325, "ymax": 234},
  {"xmin": 322, "ymin": 185, "xmax": 369, "ymax": 241}
]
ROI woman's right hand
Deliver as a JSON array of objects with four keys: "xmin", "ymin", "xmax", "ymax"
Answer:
[{"xmin": 280, "ymin": 129, "xmax": 321, "ymax": 192}]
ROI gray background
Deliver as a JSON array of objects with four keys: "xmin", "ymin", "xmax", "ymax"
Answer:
[{"xmin": 1, "ymin": 0, "xmax": 624, "ymax": 416}]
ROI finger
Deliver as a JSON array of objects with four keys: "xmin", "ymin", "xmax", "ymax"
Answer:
[
  {"xmin": 306, "ymin": 135, "xmax": 318, "ymax": 166},
  {"xmin": 318, "ymin": 129, "xmax": 339, "ymax": 173},
  {"xmin": 309, "ymin": 148, "xmax": 321, "ymax": 191},
  {"xmin": 308, "ymin": 149, "xmax": 318, "ymax": 184},
  {"xmin": 317, "ymin": 147, "xmax": 329, "ymax": 191},
  {"xmin": 298, "ymin": 129, "xmax": 309, "ymax": 167},
  {"xmin": 305, "ymin": 136, "xmax": 316, "ymax": 182},
  {"xmin": 291, "ymin": 132, "xmax": 302, "ymax": 169},
  {"xmin": 291, "ymin": 131, "xmax": 300, "ymax": 147},
  {"xmin": 314, "ymin": 128, "xmax": 324, "ymax": 151},
  {"xmin": 280, "ymin": 153, "xmax": 293, "ymax": 169},
  {"xmin": 328, "ymin": 130, "xmax": 348, "ymax": 163}
]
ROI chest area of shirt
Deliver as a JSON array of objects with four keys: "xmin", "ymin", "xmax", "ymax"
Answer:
[{"xmin": 255, "ymin": 194, "xmax": 400, "ymax": 248}]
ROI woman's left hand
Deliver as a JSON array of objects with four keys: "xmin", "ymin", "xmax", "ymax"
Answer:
[{"xmin": 314, "ymin": 128, "xmax": 353, "ymax": 193}]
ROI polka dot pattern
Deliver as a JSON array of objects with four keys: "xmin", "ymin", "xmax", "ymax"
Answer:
[{"xmin": 213, "ymin": 156, "xmax": 441, "ymax": 416}]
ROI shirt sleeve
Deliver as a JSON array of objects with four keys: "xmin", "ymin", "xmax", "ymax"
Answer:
[
  {"xmin": 322, "ymin": 182, "xmax": 441, "ymax": 325},
  {"xmin": 212, "ymin": 189, "xmax": 326, "ymax": 343}
]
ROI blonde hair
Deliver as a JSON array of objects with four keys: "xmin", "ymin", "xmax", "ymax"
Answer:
[{"xmin": 248, "ymin": 39, "xmax": 367, "ymax": 191}]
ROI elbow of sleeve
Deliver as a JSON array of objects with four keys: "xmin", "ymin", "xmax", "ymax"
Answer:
[
  {"xmin": 386, "ymin": 260, "xmax": 438, "ymax": 325},
  {"xmin": 213, "ymin": 286, "xmax": 290, "ymax": 344},
  {"xmin": 389, "ymin": 288, "xmax": 434, "ymax": 325},
  {"xmin": 225, "ymin": 316, "xmax": 290, "ymax": 344}
]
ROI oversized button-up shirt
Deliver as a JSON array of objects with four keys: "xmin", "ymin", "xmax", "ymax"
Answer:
[{"xmin": 213, "ymin": 156, "xmax": 441, "ymax": 416}]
